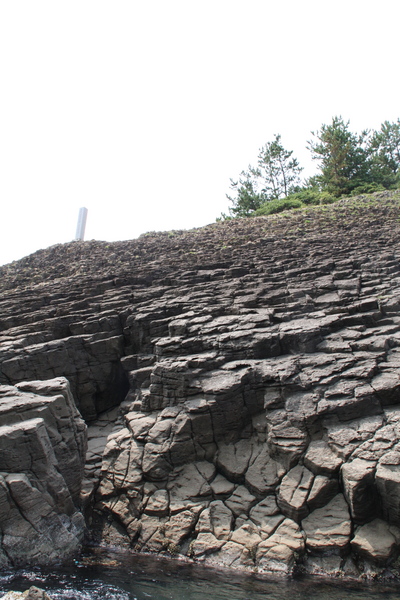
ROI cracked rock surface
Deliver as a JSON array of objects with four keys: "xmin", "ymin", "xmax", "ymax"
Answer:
[
  {"xmin": 0, "ymin": 377, "xmax": 87, "ymax": 567},
  {"xmin": 2, "ymin": 192, "xmax": 400, "ymax": 575}
]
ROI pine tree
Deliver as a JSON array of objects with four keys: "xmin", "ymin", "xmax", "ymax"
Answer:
[
  {"xmin": 227, "ymin": 135, "xmax": 302, "ymax": 217},
  {"xmin": 308, "ymin": 116, "xmax": 370, "ymax": 197}
]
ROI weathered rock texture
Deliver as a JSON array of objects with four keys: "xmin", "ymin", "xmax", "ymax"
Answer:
[
  {"xmin": 2, "ymin": 191, "xmax": 400, "ymax": 575},
  {"xmin": 0, "ymin": 378, "xmax": 86, "ymax": 567},
  {"xmin": 0, "ymin": 587, "xmax": 54, "ymax": 600}
]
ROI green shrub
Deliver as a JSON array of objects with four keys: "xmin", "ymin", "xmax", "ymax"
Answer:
[
  {"xmin": 285, "ymin": 189, "xmax": 336, "ymax": 205},
  {"xmin": 319, "ymin": 191, "xmax": 336, "ymax": 204},
  {"xmin": 254, "ymin": 198, "xmax": 303, "ymax": 216},
  {"xmin": 350, "ymin": 182, "xmax": 387, "ymax": 195},
  {"xmin": 286, "ymin": 189, "xmax": 321, "ymax": 205}
]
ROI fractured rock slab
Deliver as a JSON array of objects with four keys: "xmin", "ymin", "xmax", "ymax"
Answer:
[
  {"xmin": 302, "ymin": 494, "xmax": 351, "ymax": 554},
  {"xmin": 304, "ymin": 440, "xmax": 343, "ymax": 475},
  {"xmin": 0, "ymin": 379, "xmax": 86, "ymax": 567},
  {"xmin": 257, "ymin": 518, "xmax": 304, "ymax": 573},
  {"xmin": 351, "ymin": 518, "xmax": 400, "ymax": 564},
  {"xmin": 245, "ymin": 446, "xmax": 286, "ymax": 495},
  {"xmin": 277, "ymin": 465, "xmax": 314, "ymax": 521},
  {"xmin": 375, "ymin": 451, "xmax": 400, "ymax": 526},
  {"xmin": 341, "ymin": 458, "xmax": 377, "ymax": 523}
]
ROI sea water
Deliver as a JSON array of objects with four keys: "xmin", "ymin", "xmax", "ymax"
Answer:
[{"xmin": 1, "ymin": 549, "xmax": 400, "ymax": 600}]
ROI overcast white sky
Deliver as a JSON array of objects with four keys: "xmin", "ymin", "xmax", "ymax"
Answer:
[{"xmin": 1, "ymin": 0, "xmax": 399, "ymax": 266}]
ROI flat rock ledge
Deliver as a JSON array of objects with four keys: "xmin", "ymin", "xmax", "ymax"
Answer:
[{"xmin": 3, "ymin": 193, "xmax": 400, "ymax": 577}]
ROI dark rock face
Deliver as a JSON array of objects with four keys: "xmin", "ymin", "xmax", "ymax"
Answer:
[
  {"xmin": 2, "ymin": 192, "xmax": 400, "ymax": 574},
  {"xmin": 0, "ymin": 378, "xmax": 86, "ymax": 567}
]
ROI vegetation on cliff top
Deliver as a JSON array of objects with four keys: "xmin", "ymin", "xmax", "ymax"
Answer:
[{"xmin": 224, "ymin": 117, "xmax": 400, "ymax": 219}]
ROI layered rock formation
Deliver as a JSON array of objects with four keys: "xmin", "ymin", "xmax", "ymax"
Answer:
[
  {"xmin": 0, "ymin": 378, "xmax": 86, "ymax": 567},
  {"xmin": 2, "ymin": 191, "xmax": 400, "ymax": 575}
]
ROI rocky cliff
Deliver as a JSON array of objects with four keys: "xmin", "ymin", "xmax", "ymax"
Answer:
[
  {"xmin": 0, "ymin": 378, "xmax": 86, "ymax": 567},
  {"xmin": 2, "ymin": 191, "xmax": 400, "ymax": 576}
]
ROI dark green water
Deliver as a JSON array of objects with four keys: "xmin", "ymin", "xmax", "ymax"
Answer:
[{"xmin": 1, "ymin": 549, "xmax": 400, "ymax": 600}]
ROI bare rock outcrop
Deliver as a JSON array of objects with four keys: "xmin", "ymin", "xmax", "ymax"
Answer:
[
  {"xmin": 0, "ymin": 378, "xmax": 87, "ymax": 567},
  {"xmin": 3, "ymin": 192, "xmax": 400, "ymax": 575}
]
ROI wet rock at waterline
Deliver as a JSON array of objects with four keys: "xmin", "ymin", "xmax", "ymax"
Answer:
[
  {"xmin": 3, "ymin": 192, "xmax": 400, "ymax": 575},
  {"xmin": 0, "ymin": 588, "xmax": 54, "ymax": 600},
  {"xmin": 0, "ymin": 585, "xmax": 51, "ymax": 600}
]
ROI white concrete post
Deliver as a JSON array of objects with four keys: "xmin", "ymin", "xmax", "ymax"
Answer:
[{"xmin": 75, "ymin": 207, "xmax": 88, "ymax": 241}]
